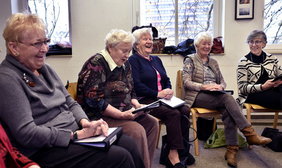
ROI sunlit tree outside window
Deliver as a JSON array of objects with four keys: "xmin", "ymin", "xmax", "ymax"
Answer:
[
  {"xmin": 140, "ymin": 0, "xmax": 213, "ymax": 46},
  {"xmin": 264, "ymin": 0, "xmax": 282, "ymax": 44},
  {"xmin": 28, "ymin": 0, "xmax": 70, "ymax": 45}
]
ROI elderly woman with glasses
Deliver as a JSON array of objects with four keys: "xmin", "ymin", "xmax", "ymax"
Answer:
[
  {"xmin": 183, "ymin": 31, "xmax": 272, "ymax": 167},
  {"xmin": 0, "ymin": 12, "xmax": 145, "ymax": 168},
  {"xmin": 237, "ymin": 30, "xmax": 282, "ymax": 109},
  {"xmin": 76, "ymin": 29, "xmax": 159, "ymax": 168}
]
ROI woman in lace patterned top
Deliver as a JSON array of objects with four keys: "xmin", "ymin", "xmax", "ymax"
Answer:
[{"xmin": 237, "ymin": 30, "xmax": 282, "ymax": 109}]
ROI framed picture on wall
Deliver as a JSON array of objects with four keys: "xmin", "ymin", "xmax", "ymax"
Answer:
[{"xmin": 235, "ymin": 0, "xmax": 254, "ymax": 20}]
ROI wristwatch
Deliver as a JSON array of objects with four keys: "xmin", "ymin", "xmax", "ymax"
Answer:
[{"xmin": 73, "ymin": 131, "xmax": 78, "ymax": 140}]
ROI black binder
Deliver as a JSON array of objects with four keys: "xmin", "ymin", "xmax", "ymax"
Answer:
[{"xmin": 74, "ymin": 127, "xmax": 123, "ymax": 150}]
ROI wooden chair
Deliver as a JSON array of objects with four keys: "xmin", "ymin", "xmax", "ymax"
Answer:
[
  {"xmin": 236, "ymin": 68, "xmax": 280, "ymax": 129},
  {"xmin": 190, "ymin": 108, "xmax": 221, "ymax": 155},
  {"xmin": 177, "ymin": 69, "xmax": 222, "ymax": 156},
  {"xmin": 156, "ymin": 119, "xmax": 164, "ymax": 148},
  {"xmin": 66, "ymin": 81, "xmax": 78, "ymax": 99},
  {"xmin": 244, "ymin": 103, "xmax": 280, "ymax": 129}
]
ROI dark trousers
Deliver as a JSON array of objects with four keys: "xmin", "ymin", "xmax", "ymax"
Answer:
[
  {"xmin": 193, "ymin": 91, "xmax": 250, "ymax": 146},
  {"xmin": 139, "ymin": 98, "xmax": 191, "ymax": 150},
  {"xmin": 29, "ymin": 135, "xmax": 145, "ymax": 168},
  {"xmin": 246, "ymin": 85, "xmax": 282, "ymax": 109}
]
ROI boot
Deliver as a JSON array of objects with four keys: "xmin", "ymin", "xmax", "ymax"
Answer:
[
  {"xmin": 241, "ymin": 126, "xmax": 272, "ymax": 145},
  {"xmin": 224, "ymin": 145, "xmax": 239, "ymax": 167}
]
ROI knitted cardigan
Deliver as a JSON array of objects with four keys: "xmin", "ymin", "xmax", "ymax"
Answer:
[
  {"xmin": 128, "ymin": 52, "xmax": 171, "ymax": 99},
  {"xmin": 237, "ymin": 52, "xmax": 282, "ymax": 106}
]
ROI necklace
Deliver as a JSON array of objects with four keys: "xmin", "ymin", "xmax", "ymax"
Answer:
[{"xmin": 23, "ymin": 73, "xmax": 35, "ymax": 87}]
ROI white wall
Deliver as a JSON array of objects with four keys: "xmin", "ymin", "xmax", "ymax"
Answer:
[
  {"xmin": 215, "ymin": 0, "xmax": 264, "ymax": 96},
  {"xmin": 0, "ymin": 0, "xmax": 281, "ymax": 96},
  {"xmin": 0, "ymin": 1, "xmax": 12, "ymax": 56},
  {"xmin": 45, "ymin": 0, "xmax": 133, "ymax": 84}
]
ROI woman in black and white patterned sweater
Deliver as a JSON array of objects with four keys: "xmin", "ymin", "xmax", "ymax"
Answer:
[{"xmin": 237, "ymin": 30, "xmax": 282, "ymax": 109}]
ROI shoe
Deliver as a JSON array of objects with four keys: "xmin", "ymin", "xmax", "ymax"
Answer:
[
  {"xmin": 165, "ymin": 157, "xmax": 186, "ymax": 168},
  {"xmin": 184, "ymin": 152, "xmax": 195, "ymax": 165},
  {"xmin": 241, "ymin": 126, "xmax": 272, "ymax": 145},
  {"xmin": 224, "ymin": 145, "xmax": 239, "ymax": 167},
  {"xmin": 178, "ymin": 143, "xmax": 195, "ymax": 165}
]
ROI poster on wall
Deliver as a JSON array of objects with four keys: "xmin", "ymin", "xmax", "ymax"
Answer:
[{"xmin": 235, "ymin": 0, "xmax": 254, "ymax": 20}]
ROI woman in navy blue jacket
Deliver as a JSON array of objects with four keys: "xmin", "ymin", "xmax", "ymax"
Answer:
[{"xmin": 129, "ymin": 28, "xmax": 194, "ymax": 168}]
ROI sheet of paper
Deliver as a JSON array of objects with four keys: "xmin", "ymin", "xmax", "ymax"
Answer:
[{"xmin": 160, "ymin": 96, "xmax": 185, "ymax": 108}]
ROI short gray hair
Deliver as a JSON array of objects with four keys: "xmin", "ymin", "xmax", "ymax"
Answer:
[
  {"xmin": 247, "ymin": 30, "xmax": 267, "ymax": 43},
  {"xmin": 194, "ymin": 32, "xmax": 213, "ymax": 48},
  {"xmin": 132, "ymin": 28, "xmax": 153, "ymax": 51},
  {"xmin": 105, "ymin": 29, "xmax": 135, "ymax": 51}
]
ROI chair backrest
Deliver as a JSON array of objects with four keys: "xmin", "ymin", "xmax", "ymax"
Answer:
[
  {"xmin": 67, "ymin": 82, "xmax": 78, "ymax": 99},
  {"xmin": 176, "ymin": 69, "xmax": 184, "ymax": 100}
]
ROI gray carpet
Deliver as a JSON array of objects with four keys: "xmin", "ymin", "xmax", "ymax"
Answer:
[{"xmin": 153, "ymin": 124, "xmax": 282, "ymax": 168}]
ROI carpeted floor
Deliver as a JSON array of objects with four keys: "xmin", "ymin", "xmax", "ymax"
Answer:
[{"xmin": 153, "ymin": 124, "xmax": 282, "ymax": 168}]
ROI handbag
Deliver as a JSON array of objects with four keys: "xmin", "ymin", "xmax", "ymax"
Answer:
[
  {"xmin": 163, "ymin": 45, "xmax": 177, "ymax": 54},
  {"xmin": 197, "ymin": 117, "xmax": 217, "ymax": 140},
  {"xmin": 261, "ymin": 127, "xmax": 282, "ymax": 152},
  {"xmin": 211, "ymin": 36, "xmax": 224, "ymax": 54},
  {"xmin": 204, "ymin": 128, "xmax": 247, "ymax": 149},
  {"xmin": 159, "ymin": 115, "xmax": 197, "ymax": 165},
  {"xmin": 174, "ymin": 38, "xmax": 196, "ymax": 56},
  {"xmin": 152, "ymin": 38, "xmax": 167, "ymax": 54}
]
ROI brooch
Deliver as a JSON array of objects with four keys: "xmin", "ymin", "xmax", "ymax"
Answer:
[{"xmin": 23, "ymin": 73, "xmax": 35, "ymax": 87}]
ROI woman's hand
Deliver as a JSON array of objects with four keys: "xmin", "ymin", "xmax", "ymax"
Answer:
[
  {"xmin": 80, "ymin": 118, "xmax": 91, "ymax": 128},
  {"xmin": 103, "ymin": 104, "xmax": 143, "ymax": 120},
  {"xmin": 120, "ymin": 108, "xmax": 145, "ymax": 120},
  {"xmin": 262, "ymin": 79, "xmax": 276, "ymax": 90},
  {"xmin": 211, "ymin": 84, "xmax": 223, "ymax": 91},
  {"xmin": 202, "ymin": 84, "xmax": 223, "ymax": 91},
  {"xmin": 75, "ymin": 119, "xmax": 109, "ymax": 139},
  {"xmin": 272, "ymin": 79, "xmax": 282, "ymax": 88},
  {"xmin": 89, "ymin": 119, "xmax": 109, "ymax": 136},
  {"xmin": 158, "ymin": 88, "xmax": 174, "ymax": 100},
  {"xmin": 131, "ymin": 99, "xmax": 143, "ymax": 109}
]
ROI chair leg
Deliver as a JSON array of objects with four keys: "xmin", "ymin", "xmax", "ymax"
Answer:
[
  {"xmin": 191, "ymin": 111, "xmax": 199, "ymax": 156},
  {"xmin": 156, "ymin": 121, "xmax": 162, "ymax": 148},
  {"xmin": 212, "ymin": 115, "xmax": 217, "ymax": 133},
  {"xmin": 246, "ymin": 109, "xmax": 252, "ymax": 124},
  {"xmin": 273, "ymin": 112, "xmax": 279, "ymax": 129}
]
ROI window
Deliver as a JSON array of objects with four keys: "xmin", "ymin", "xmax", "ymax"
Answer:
[
  {"xmin": 264, "ymin": 0, "xmax": 282, "ymax": 44},
  {"xmin": 27, "ymin": 0, "xmax": 71, "ymax": 55},
  {"xmin": 140, "ymin": 0, "xmax": 219, "ymax": 46}
]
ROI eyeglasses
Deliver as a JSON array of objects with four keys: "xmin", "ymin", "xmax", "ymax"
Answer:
[
  {"xmin": 248, "ymin": 40, "xmax": 263, "ymax": 45},
  {"xmin": 19, "ymin": 39, "xmax": 51, "ymax": 49}
]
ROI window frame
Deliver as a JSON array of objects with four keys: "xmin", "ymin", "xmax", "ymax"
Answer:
[
  {"xmin": 22, "ymin": 0, "xmax": 72, "ymax": 56},
  {"xmin": 263, "ymin": 0, "xmax": 282, "ymax": 54},
  {"xmin": 264, "ymin": 44, "xmax": 282, "ymax": 54},
  {"xmin": 134, "ymin": 0, "xmax": 223, "ymax": 46}
]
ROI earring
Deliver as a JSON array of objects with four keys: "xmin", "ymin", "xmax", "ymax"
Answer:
[{"xmin": 15, "ymin": 53, "xmax": 19, "ymax": 56}]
